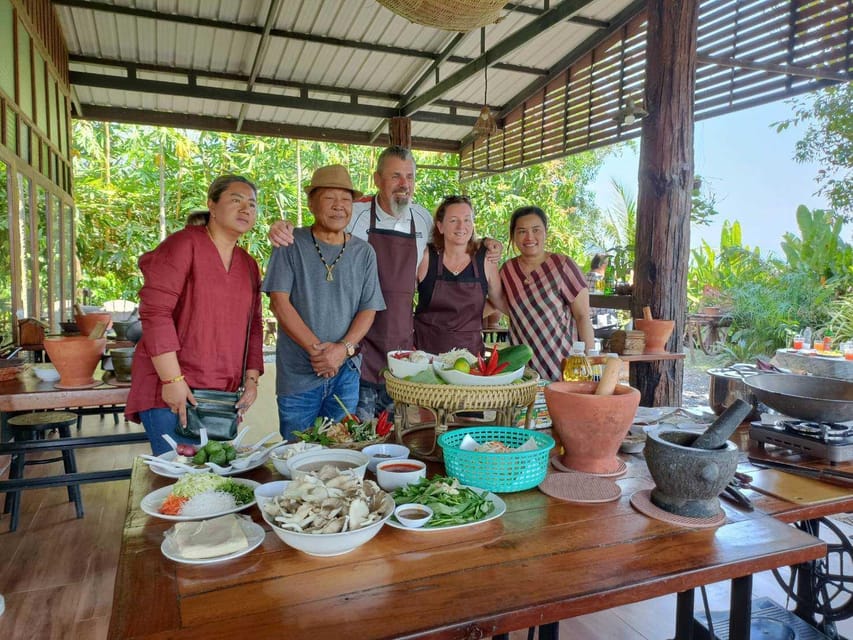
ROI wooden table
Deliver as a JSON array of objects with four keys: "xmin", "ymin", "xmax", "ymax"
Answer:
[
  {"xmin": 686, "ymin": 312, "xmax": 731, "ymax": 357},
  {"xmin": 0, "ymin": 375, "xmax": 129, "ymax": 441},
  {"xmin": 109, "ymin": 453, "xmax": 827, "ymax": 640},
  {"xmin": 772, "ymin": 348, "xmax": 853, "ymax": 381}
]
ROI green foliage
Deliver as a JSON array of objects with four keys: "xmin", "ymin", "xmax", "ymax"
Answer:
[
  {"xmin": 780, "ymin": 205, "xmax": 853, "ymax": 292},
  {"xmin": 826, "ymin": 292, "xmax": 853, "ymax": 343},
  {"xmin": 72, "ymin": 122, "xmax": 610, "ymax": 299},
  {"xmin": 775, "ymin": 84, "xmax": 853, "ymax": 221}
]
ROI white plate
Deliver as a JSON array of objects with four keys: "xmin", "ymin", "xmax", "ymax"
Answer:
[
  {"xmin": 433, "ymin": 362, "xmax": 525, "ymax": 386},
  {"xmin": 140, "ymin": 478, "xmax": 260, "ymax": 521},
  {"xmin": 160, "ymin": 518, "xmax": 265, "ymax": 564},
  {"xmin": 386, "ymin": 489, "xmax": 506, "ymax": 532},
  {"xmin": 149, "ymin": 449, "xmax": 270, "ymax": 478}
]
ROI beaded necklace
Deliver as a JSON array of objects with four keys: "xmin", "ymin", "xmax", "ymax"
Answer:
[{"xmin": 310, "ymin": 229, "xmax": 347, "ymax": 282}]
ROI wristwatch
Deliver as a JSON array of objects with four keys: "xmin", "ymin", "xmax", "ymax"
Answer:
[{"xmin": 343, "ymin": 341, "xmax": 357, "ymax": 357}]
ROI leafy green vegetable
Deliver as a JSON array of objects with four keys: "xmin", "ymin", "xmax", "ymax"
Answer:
[
  {"xmin": 220, "ymin": 480, "xmax": 255, "ymax": 505},
  {"xmin": 405, "ymin": 368, "xmax": 445, "ymax": 385},
  {"xmin": 392, "ymin": 476, "xmax": 494, "ymax": 527}
]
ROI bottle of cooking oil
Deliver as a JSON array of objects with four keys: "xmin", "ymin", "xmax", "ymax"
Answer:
[{"xmin": 562, "ymin": 341, "xmax": 593, "ymax": 381}]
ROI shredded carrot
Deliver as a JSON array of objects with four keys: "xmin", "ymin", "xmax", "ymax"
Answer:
[{"xmin": 160, "ymin": 494, "xmax": 188, "ymax": 515}]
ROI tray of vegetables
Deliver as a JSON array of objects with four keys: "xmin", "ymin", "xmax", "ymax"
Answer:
[
  {"xmin": 148, "ymin": 439, "xmax": 273, "ymax": 478},
  {"xmin": 387, "ymin": 476, "xmax": 504, "ymax": 531},
  {"xmin": 429, "ymin": 345, "xmax": 532, "ymax": 386},
  {"xmin": 141, "ymin": 473, "xmax": 259, "ymax": 521},
  {"xmin": 293, "ymin": 405, "xmax": 394, "ymax": 450}
]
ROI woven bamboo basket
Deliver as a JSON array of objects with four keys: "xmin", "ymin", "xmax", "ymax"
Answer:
[
  {"xmin": 623, "ymin": 330, "xmax": 646, "ymax": 355},
  {"xmin": 384, "ymin": 367, "xmax": 540, "ymax": 411},
  {"xmin": 376, "ymin": 0, "xmax": 506, "ymax": 31}
]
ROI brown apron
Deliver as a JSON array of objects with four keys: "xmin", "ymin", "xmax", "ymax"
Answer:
[
  {"xmin": 360, "ymin": 197, "xmax": 418, "ymax": 384},
  {"xmin": 414, "ymin": 249, "xmax": 486, "ymax": 355}
]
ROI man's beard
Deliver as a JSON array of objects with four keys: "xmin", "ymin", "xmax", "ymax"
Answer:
[{"xmin": 389, "ymin": 192, "xmax": 411, "ymax": 216}]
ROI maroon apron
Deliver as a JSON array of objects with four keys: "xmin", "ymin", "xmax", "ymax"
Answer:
[
  {"xmin": 360, "ymin": 197, "xmax": 418, "ymax": 384},
  {"xmin": 414, "ymin": 250, "xmax": 486, "ymax": 355}
]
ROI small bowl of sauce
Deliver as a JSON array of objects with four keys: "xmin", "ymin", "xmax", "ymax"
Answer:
[
  {"xmin": 394, "ymin": 503, "xmax": 433, "ymax": 528},
  {"xmin": 376, "ymin": 459, "xmax": 427, "ymax": 492}
]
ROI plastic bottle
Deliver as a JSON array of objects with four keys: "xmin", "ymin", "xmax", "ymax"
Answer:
[
  {"xmin": 823, "ymin": 329, "xmax": 833, "ymax": 351},
  {"xmin": 562, "ymin": 341, "xmax": 593, "ymax": 382},
  {"xmin": 802, "ymin": 326, "xmax": 812, "ymax": 350}
]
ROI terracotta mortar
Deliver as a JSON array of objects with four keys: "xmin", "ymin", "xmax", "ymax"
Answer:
[
  {"xmin": 75, "ymin": 312, "xmax": 113, "ymax": 336},
  {"xmin": 634, "ymin": 318, "xmax": 675, "ymax": 354},
  {"xmin": 643, "ymin": 429, "xmax": 738, "ymax": 519},
  {"xmin": 43, "ymin": 336, "xmax": 107, "ymax": 388},
  {"xmin": 544, "ymin": 381, "xmax": 641, "ymax": 474}
]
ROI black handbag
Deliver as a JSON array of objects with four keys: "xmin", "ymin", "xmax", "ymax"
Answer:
[{"xmin": 176, "ymin": 278, "xmax": 254, "ymax": 442}]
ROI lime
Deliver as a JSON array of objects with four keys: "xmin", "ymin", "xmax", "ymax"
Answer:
[{"xmin": 453, "ymin": 357, "xmax": 471, "ymax": 373}]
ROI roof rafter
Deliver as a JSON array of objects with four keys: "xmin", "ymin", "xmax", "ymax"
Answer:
[
  {"xmin": 401, "ymin": 0, "xmax": 599, "ymax": 117},
  {"xmin": 235, "ymin": 0, "xmax": 285, "ymax": 131}
]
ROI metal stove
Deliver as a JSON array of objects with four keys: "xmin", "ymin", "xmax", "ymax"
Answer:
[{"xmin": 749, "ymin": 420, "xmax": 853, "ymax": 464}]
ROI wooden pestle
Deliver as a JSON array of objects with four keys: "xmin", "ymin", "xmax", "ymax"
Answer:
[
  {"xmin": 88, "ymin": 321, "xmax": 108, "ymax": 340},
  {"xmin": 74, "ymin": 303, "xmax": 85, "ymax": 317},
  {"xmin": 691, "ymin": 399, "xmax": 752, "ymax": 449},
  {"xmin": 594, "ymin": 357, "xmax": 622, "ymax": 396},
  {"xmin": 642, "ymin": 306, "xmax": 653, "ymax": 320}
]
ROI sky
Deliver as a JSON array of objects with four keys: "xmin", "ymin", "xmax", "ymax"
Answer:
[{"xmin": 589, "ymin": 99, "xmax": 849, "ymax": 257}]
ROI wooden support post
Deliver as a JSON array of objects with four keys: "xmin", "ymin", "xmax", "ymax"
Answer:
[
  {"xmin": 389, "ymin": 117, "xmax": 412, "ymax": 148},
  {"xmin": 630, "ymin": 0, "xmax": 698, "ymax": 407}
]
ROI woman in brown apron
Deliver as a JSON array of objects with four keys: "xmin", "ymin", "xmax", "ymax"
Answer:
[{"xmin": 413, "ymin": 196, "xmax": 505, "ymax": 356}]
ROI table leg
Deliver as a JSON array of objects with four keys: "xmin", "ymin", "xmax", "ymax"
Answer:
[
  {"xmin": 674, "ymin": 589, "xmax": 695, "ymax": 639},
  {"xmin": 729, "ymin": 574, "xmax": 753, "ymax": 639},
  {"xmin": 1, "ymin": 411, "xmax": 9, "ymax": 443}
]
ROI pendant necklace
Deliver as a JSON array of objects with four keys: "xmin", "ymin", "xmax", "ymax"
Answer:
[{"xmin": 311, "ymin": 229, "xmax": 347, "ymax": 282}]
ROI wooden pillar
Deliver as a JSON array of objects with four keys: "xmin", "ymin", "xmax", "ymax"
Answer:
[
  {"xmin": 630, "ymin": 0, "xmax": 698, "ymax": 407},
  {"xmin": 389, "ymin": 117, "xmax": 412, "ymax": 147}
]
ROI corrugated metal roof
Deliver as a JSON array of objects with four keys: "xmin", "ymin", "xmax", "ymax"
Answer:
[{"xmin": 54, "ymin": 0, "xmax": 851, "ymax": 162}]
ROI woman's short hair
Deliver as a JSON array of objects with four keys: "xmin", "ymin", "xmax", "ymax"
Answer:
[
  {"xmin": 431, "ymin": 195, "xmax": 478, "ymax": 255},
  {"xmin": 591, "ymin": 253, "xmax": 609, "ymax": 270},
  {"xmin": 509, "ymin": 206, "xmax": 548, "ymax": 236},
  {"xmin": 207, "ymin": 175, "xmax": 257, "ymax": 203}
]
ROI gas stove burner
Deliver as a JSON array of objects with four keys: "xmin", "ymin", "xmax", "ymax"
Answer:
[{"xmin": 783, "ymin": 420, "xmax": 822, "ymax": 435}]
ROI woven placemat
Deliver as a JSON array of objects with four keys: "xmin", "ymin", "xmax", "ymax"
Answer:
[
  {"xmin": 629, "ymin": 490, "xmax": 726, "ymax": 528},
  {"xmin": 550, "ymin": 454, "xmax": 627, "ymax": 478},
  {"xmin": 539, "ymin": 473, "xmax": 621, "ymax": 504}
]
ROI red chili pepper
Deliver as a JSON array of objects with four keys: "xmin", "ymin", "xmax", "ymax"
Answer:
[
  {"xmin": 468, "ymin": 368, "xmax": 482, "ymax": 375},
  {"xmin": 491, "ymin": 362, "xmax": 509, "ymax": 375},
  {"xmin": 477, "ymin": 353, "xmax": 486, "ymax": 373},
  {"xmin": 375, "ymin": 410, "xmax": 393, "ymax": 436},
  {"xmin": 486, "ymin": 348, "xmax": 500, "ymax": 375}
]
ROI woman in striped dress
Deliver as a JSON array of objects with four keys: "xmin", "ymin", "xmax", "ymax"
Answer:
[{"xmin": 497, "ymin": 206, "xmax": 595, "ymax": 381}]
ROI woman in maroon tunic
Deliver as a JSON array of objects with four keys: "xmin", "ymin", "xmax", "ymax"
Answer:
[
  {"xmin": 126, "ymin": 176, "xmax": 265, "ymax": 455},
  {"xmin": 413, "ymin": 195, "xmax": 504, "ymax": 356}
]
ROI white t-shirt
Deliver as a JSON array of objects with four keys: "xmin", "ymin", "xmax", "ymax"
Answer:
[{"xmin": 348, "ymin": 196, "xmax": 433, "ymax": 268}]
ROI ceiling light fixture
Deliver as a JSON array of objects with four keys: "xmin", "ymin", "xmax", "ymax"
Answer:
[
  {"xmin": 614, "ymin": 96, "xmax": 648, "ymax": 126},
  {"xmin": 472, "ymin": 29, "xmax": 499, "ymax": 139}
]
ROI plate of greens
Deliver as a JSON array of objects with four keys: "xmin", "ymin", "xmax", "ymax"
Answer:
[
  {"xmin": 387, "ymin": 476, "xmax": 506, "ymax": 531},
  {"xmin": 140, "ymin": 474, "xmax": 259, "ymax": 521}
]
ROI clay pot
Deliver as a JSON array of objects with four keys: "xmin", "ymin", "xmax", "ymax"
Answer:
[
  {"xmin": 75, "ymin": 313, "xmax": 113, "ymax": 337},
  {"xmin": 43, "ymin": 336, "xmax": 107, "ymax": 388},
  {"xmin": 634, "ymin": 319, "xmax": 675, "ymax": 354},
  {"xmin": 544, "ymin": 381, "xmax": 641, "ymax": 474},
  {"xmin": 110, "ymin": 347, "xmax": 135, "ymax": 382},
  {"xmin": 644, "ymin": 429, "xmax": 738, "ymax": 519}
]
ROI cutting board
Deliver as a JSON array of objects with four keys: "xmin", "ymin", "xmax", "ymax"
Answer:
[{"xmin": 746, "ymin": 469, "xmax": 852, "ymax": 504}]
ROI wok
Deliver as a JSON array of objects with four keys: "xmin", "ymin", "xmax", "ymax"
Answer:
[{"xmin": 744, "ymin": 373, "xmax": 853, "ymax": 423}]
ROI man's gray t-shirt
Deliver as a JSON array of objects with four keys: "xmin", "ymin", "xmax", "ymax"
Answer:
[{"xmin": 262, "ymin": 228, "xmax": 385, "ymax": 395}]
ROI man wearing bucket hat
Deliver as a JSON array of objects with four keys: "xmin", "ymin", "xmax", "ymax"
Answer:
[
  {"xmin": 268, "ymin": 147, "xmax": 503, "ymax": 423},
  {"xmin": 263, "ymin": 164, "xmax": 385, "ymax": 438}
]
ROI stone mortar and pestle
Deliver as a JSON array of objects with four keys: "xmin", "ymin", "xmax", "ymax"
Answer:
[{"xmin": 643, "ymin": 399, "xmax": 752, "ymax": 518}]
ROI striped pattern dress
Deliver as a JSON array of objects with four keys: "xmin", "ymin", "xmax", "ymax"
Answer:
[{"xmin": 499, "ymin": 253, "xmax": 588, "ymax": 381}]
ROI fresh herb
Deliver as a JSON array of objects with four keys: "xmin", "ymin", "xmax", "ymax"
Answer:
[
  {"xmin": 392, "ymin": 476, "xmax": 494, "ymax": 527},
  {"xmin": 220, "ymin": 480, "xmax": 255, "ymax": 505}
]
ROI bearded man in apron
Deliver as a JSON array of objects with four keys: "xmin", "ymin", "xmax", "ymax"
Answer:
[{"xmin": 269, "ymin": 147, "xmax": 502, "ymax": 422}]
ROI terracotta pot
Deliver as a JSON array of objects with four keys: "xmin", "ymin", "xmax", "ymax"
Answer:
[
  {"xmin": 43, "ymin": 336, "xmax": 107, "ymax": 388},
  {"xmin": 544, "ymin": 381, "xmax": 641, "ymax": 474},
  {"xmin": 634, "ymin": 319, "xmax": 675, "ymax": 354},
  {"xmin": 75, "ymin": 313, "xmax": 113, "ymax": 336}
]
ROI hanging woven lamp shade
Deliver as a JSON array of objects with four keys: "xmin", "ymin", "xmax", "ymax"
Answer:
[
  {"xmin": 473, "ymin": 105, "xmax": 498, "ymax": 138},
  {"xmin": 376, "ymin": 0, "xmax": 507, "ymax": 31}
]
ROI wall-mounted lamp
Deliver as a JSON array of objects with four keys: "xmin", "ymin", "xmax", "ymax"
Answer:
[{"xmin": 614, "ymin": 96, "xmax": 648, "ymax": 126}]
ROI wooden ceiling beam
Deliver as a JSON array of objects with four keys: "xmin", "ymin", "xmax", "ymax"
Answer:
[
  {"xmin": 73, "ymin": 105, "xmax": 461, "ymax": 153},
  {"xmin": 697, "ymin": 54, "xmax": 851, "ymax": 83}
]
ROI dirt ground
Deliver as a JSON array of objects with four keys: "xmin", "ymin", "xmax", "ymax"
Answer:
[{"xmin": 681, "ymin": 352, "xmax": 719, "ymax": 408}]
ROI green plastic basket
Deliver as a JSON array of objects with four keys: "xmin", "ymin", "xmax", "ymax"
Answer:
[{"xmin": 438, "ymin": 427, "xmax": 555, "ymax": 493}]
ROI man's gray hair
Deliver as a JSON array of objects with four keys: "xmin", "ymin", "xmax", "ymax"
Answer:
[{"xmin": 376, "ymin": 145, "xmax": 416, "ymax": 174}]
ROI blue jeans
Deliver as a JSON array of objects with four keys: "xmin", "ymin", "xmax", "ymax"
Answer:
[
  {"xmin": 139, "ymin": 408, "xmax": 201, "ymax": 456},
  {"xmin": 356, "ymin": 381, "xmax": 395, "ymax": 422},
  {"xmin": 277, "ymin": 361, "xmax": 360, "ymax": 441}
]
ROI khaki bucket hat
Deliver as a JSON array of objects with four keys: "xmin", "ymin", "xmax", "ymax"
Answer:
[{"xmin": 304, "ymin": 164, "xmax": 363, "ymax": 198}]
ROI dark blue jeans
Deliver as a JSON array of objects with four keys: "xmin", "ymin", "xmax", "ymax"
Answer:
[
  {"xmin": 276, "ymin": 360, "xmax": 360, "ymax": 441},
  {"xmin": 139, "ymin": 408, "xmax": 200, "ymax": 455}
]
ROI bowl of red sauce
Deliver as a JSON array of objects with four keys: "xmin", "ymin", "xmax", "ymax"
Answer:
[{"xmin": 376, "ymin": 459, "xmax": 427, "ymax": 492}]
